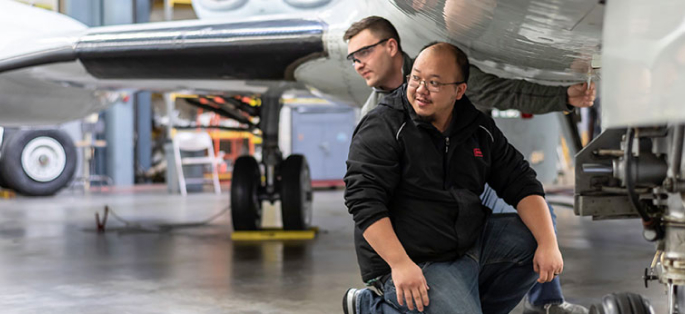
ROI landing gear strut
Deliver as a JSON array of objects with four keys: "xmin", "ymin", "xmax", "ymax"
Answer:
[
  {"xmin": 576, "ymin": 125, "xmax": 685, "ymax": 313},
  {"xmin": 228, "ymin": 83, "xmax": 312, "ymax": 231}
]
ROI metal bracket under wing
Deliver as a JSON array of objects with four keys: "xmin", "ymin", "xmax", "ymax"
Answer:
[{"xmin": 574, "ymin": 128, "xmax": 641, "ymax": 219}]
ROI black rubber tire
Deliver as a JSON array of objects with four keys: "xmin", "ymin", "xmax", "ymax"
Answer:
[
  {"xmin": 0, "ymin": 129, "xmax": 76, "ymax": 196},
  {"xmin": 0, "ymin": 159, "xmax": 7, "ymax": 189},
  {"xmin": 230, "ymin": 156, "xmax": 262, "ymax": 231},
  {"xmin": 280, "ymin": 154, "xmax": 313, "ymax": 230},
  {"xmin": 589, "ymin": 292, "xmax": 654, "ymax": 314},
  {"xmin": 0, "ymin": 128, "xmax": 15, "ymax": 189}
]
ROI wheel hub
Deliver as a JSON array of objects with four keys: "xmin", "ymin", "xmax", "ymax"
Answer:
[
  {"xmin": 21, "ymin": 136, "xmax": 67, "ymax": 182},
  {"xmin": 38, "ymin": 155, "xmax": 49, "ymax": 166}
]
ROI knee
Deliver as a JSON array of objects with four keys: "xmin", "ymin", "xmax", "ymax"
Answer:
[
  {"xmin": 422, "ymin": 286, "xmax": 482, "ymax": 314},
  {"xmin": 493, "ymin": 215, "xmax": 537, "ymax": 262}
]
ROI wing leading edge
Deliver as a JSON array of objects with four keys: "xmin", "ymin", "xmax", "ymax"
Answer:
[{"xmin": 0, "ymin": 18, "xmax": 326, "ymax": 81}]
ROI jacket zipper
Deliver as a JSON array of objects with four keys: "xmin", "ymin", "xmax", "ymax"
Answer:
[{"xmin": 444, "ymin": 137, "xmax": 450, "ymax": 189}]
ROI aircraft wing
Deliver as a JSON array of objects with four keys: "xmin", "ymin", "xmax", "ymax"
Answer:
[
  {"xmin": 0, "ymin": 0, "xmax": 341, "ymax": 125},
  {"xmin": 1, "ymin": 18, "xmax": 326, "ymax": 81}
]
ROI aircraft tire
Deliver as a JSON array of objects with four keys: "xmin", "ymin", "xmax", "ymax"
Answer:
[
  {"xmin": 0, "ymin": 163, "xmax": 7, "ymax": 189},
  {"xmin": 589, "ymin": 292, "xmax": 654, "ymax": 314},
  {"xmin": 280, "ymin": 154, "xmax": 312, "ymax": 230},
  {"xmin": 230, "ymin": 156, "xmax": 262, "ymax": 231},
  {"xmin": 0, "ymin": 129, "xmax": 77, "ymax": 196}
]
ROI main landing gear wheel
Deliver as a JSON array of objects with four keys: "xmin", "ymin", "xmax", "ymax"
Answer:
[
  {"xmin": 0, "ymin": 129, "xmax": 77, "ymax": 196},
  {"xmin": 589, "ymin": 292, "xmax": 654, "ymax": 314},
  {"xmin": 230, "ymin": 156, "xmax": 262, "ymax": 231},
  {"xmin": 280, "ymin": 154, "xmax": 313, "ymax": 230}
]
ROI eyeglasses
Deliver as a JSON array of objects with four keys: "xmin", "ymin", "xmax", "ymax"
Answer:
[
  {"xmin": 346, "ymin": 38, "xmax": 391, "ymax": 65},
  {"xmin": 406, "ymin": 74, "xmax": 464, "ymax": 93}
]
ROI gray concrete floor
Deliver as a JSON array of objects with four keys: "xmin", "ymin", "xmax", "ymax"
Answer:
[{"xmin": 0, "ymin": 187, "xmax": 670, "ymax": 313}]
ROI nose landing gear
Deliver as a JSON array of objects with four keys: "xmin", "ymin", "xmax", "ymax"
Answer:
[{"xmin": 228, "ymin": 84, "xmax": 313, "ymax": 231}]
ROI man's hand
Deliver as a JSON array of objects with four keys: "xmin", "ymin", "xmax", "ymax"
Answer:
[
  {"xmin": 361, "ymin": 218, "xmax": 429, "ymax": 310},
  {"xmin": 533, "ymin": 243, "xmax": 564, "ymax": 283},
  {"xmin": 392, "ymin": 260, "xmax": 430, "ymax": 312},
  {"xmin": 567, "ymin": 82, "xmax": 596, "ymax": 108}
]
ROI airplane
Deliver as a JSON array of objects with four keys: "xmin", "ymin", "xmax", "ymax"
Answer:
[{"xmin": 1, "ymin": 0, "xmax": 684, "ymax": 311}]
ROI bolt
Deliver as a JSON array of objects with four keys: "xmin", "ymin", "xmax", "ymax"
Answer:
[{"xmin": 38, "ymin": 155, "xmax": 49, "ymax": 166}]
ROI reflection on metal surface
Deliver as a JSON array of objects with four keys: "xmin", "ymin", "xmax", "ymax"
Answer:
[{"xmin": 390, "ymin": 0, "xmax": 602, "ymax": 82}]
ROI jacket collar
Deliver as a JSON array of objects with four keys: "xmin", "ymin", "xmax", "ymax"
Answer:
[{"xmin": 379, "ymin": 84, "xmax": 483, "ymax": 141}]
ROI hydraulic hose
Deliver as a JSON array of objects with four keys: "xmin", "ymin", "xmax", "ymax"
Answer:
[{"xmin": 625, "ymin": 128, "xmax": 651, "ymax": 221}]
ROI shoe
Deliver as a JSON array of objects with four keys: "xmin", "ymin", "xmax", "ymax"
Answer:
[
  {"xmin": 523, "ymin": 299, "xmax": 589, "ymax": 314},
  {"xmin": 342, "ymin": 288, "xmax": 361, "ymax": 314}
]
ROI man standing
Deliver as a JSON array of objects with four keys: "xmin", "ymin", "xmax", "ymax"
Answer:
[
  {"xmin": 343, "ymin": 16, "xmax": 594, "ymax": 314},
  {"xmin": 345, "ymin": 42, "xmax": 562, "ymax": 314}
]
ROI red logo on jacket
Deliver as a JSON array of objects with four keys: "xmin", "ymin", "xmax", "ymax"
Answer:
[{"xmin": 474, "ymin": 148, "xmax": 483, "ymax": 157}]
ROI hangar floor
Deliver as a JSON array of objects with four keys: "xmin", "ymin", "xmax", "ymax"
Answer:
[{"xmin": 0, "ymin": 188, "xmax": 670, "ymax": 313}]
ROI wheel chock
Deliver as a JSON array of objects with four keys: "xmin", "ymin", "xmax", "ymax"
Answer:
[
  {"xmin": 231, "ymin": 227, "xmax": 318, "ymax": 241},
  {"xmin": 0, "ymin": 189, "xmax": 15, "ymax": 199}
]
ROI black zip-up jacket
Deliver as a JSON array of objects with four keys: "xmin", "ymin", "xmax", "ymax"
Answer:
[{"xmin": 344, "ymin": 85, "xmax": 545, "ymax": 282}]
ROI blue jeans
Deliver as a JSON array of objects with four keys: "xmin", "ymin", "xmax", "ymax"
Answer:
[
  {"xmin": 357, "ymin": 214, "xmax": 538, "ymax": 314},
  {"xmin": 480, "ymin": 184, "xmax": 564, "ymax": 306}
]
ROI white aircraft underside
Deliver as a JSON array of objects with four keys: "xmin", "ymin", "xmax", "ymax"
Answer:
[{"xmin": 0, "ymin": 0, "xmax": 608, "ymax": 126}]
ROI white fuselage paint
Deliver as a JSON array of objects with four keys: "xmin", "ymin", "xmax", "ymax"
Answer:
[
  {"xmin": 0, "ymin": 0, "xmax": 107, "ymax": 126},
  {"xmin": 601, "ymin": 0, "xmax": 685, "ymax": 128}
]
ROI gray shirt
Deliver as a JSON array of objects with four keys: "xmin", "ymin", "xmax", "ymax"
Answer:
[{"xmin": 361, "ymin": 53, "xmax": 571, "ymax": 116}]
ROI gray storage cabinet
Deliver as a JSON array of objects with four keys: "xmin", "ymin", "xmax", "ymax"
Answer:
[{"xmin": 290, "ymin": 105, "xmax": 356, "ymax": 181}]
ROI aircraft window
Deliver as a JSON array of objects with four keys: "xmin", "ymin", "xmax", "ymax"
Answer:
[
  {"xmin": 197, "ymin": 0, "xmax": 248, "ymax": 11},
  {"xmin": 283, "ymin": 0, "xmax": 332, "ymax": 9}
]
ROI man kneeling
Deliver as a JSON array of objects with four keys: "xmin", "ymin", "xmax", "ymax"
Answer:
[{"xmin": 343, "ymin": 42, "xmax": 563, "ymax": 314}]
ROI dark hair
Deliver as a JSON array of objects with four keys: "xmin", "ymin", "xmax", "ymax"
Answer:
[
  {"xmin": 343, "ymin": 16, "xmax": 402, "ymax": 51},
  {"xmin": 420, "ymin": 41, "xmax": 470, "ymax": 82}
]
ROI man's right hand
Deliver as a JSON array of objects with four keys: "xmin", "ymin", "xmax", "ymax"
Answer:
[
  {"xmin": 361, "ymin": 218, "xmax": 430, "ymax": 310},
  {"xmin": 392, "ymin": 260, "xmax": 430, "ymax": 312},
  {"xmin": 566, "ymin": 82, "xmax": 596, "ymax": 108}
]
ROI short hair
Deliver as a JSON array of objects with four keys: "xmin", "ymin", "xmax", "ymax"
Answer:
[
  {"xmin": 420, "ymin": 41, "xmax": 470, "ymax": 82},
  {"xmin": 343, "ymin": 16, "xmax": 402, "ymax": 51}
]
